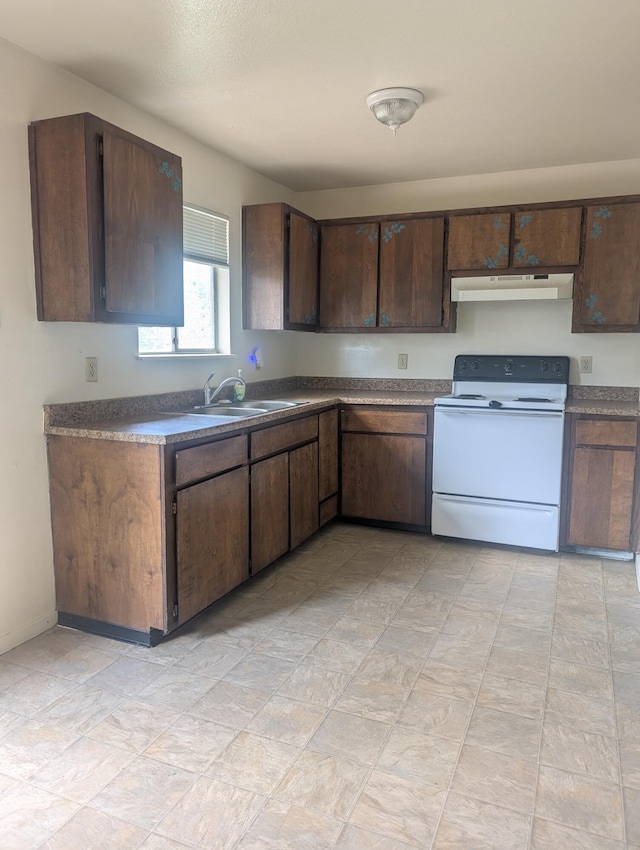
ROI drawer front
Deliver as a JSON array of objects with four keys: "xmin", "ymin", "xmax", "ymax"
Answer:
[
  {"xmin": 341, "ymin": 408, "xmax": 428, "ymax": 436},
  {"xmin": 575, "ymin": 419, "xmax": 637, "ymax": 449},
  {"xmin": 250, "ymin": 415, "xmax": 318, "ymax": 460},
  {"xmin": 176, "ymin": 435, "xmax": 248, "ymax": 486}
]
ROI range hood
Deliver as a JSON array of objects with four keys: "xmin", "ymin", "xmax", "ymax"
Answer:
[{"xmin": 451, "ymin": 273, "xmax": 573, "ymax": 302}]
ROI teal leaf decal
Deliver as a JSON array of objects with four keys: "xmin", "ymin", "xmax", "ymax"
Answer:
[
  {"xmin": 519, "ymin": 214, "xmax": 533, "ymax": 229},
  {"xmin": 363, "ymin": 312, "xmax": 375, "ymax": 327},
  {"xmin": 483, "ymin": 241, "xmax": 508, "ymax": 269},
  {"xmin": 590, "ymin": 207, "xmax": 611, "ymax": 239},
  {"xmin": 380, "ymin": 314, "xmax": 392, "ymax": 326},
  {"xmin": 172, "ymin": 177, "xmax": 182, "ymax": 193},
  {"xmin": 356, "ymin": 225, "xmax": 378, "ymax": 242},
  {"xmin": 307, "ymin": 223, "xmax": 319, "ymax": 242},
  {"xmin": 514, "ymin": 243, "xmax": 526, "ymax": 261},
  {"xmin": 493, "ymin": 216, "xmax": 507, "ymax": 229},
  {"xmin": 585, "ymin": 294, "xmax": 606, "ymax": 324},
  {"xmin": 303, "ymin": 305, "xmax": 317, "ymax": 325},
  {"xmin": 159, "ymin": 161, "xmax": 173, "ymax": 178},
  {"xmin": 382, "ymin": 222, "xmax": 406, "ymax": 242}
]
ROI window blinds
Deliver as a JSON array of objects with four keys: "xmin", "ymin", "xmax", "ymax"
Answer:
[{"xmin": 183, "ymin": 205, "xmax": 229, "ymax": 266}]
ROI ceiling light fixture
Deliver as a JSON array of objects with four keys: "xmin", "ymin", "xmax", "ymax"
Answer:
[{"xmin": 366, "ymin": 87, "xmax": 424, "ymax": 135}]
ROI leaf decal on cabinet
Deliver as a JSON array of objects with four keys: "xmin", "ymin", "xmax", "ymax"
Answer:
[
  {"xmin": 493, "ymin": 216, "xmax": 507, "ymax": 229},
  {"xmin": 382, "ymin": 223, "xmax": 406, "ymax": 243},
  {"xmin": 380, "ymin": 314, "xmax": 392, "ymax": 326},
  {"xmin": 585, "ymin": 294, "xmax": 606, "ymax": 324},
  {"xmin": 355, "ymin": 225, "xmax": 378, "ymax": 243},
  {"xmin": 483, "ymin": 242, "xmax": 509, "ymax": 269},
  {"xmin": 363, "ymin": 312, "xmax": 376, "ymax": 327},
  {"xmin": 306, "ymin": 223, "xmax": 319, "ymax": 242},
  {"xmin": 518, "ymin": 214, "xmax": 533, "ymax": 229},
  {"xmin": 589, "ymin": 207, "xmax": 612, "ymax": 239},
  {"xmin": 514, "ymin": 242, "xmax": 540, "ymax": 265}
]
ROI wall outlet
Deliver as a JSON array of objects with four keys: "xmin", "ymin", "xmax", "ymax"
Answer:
[
  {"xmin": 398, "ymin": 353, "xmax": 408, "ymax": 370},
  {"xmin": 85, "ymin": 357, "xmax": 98, "ymax": 382},
  {"xmin": 579, "ymin": 355, "xmax": 593, "ymax": 374}
]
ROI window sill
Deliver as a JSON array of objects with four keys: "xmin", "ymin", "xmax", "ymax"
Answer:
[{"xmin": 137, "ymin": 352, "xmax": 235, "ymax": 360}]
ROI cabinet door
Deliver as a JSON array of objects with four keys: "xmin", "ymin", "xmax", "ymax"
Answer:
[
  {"xmin": 290, "ymin": 442, "xmax": 319, "ymax": 549},
  {"xmin": 103, "ymin": 128, "xmax": 184, "ymax": 325},
  {"xmin": 341, "ymin": 433, "xmax": 426, "ymax": 525},
  {"xmin": 513, "ymin": 208, "xmax": 581, "ymax": 268},
  {"xmin": 378, "ymin": 218, "xmax": 444, "ymax": 327},
  {"xmin": 319, "ymin": 223, "xmax": 379, "ymax": 328},
  {"xmin": 447, "ymin": 213, "xmax": 510, "ymax": 270},
  {"xmin": 251, "ymin": 453, "xmax": 289, "ymax": 572},
  {"xmin": 567, "ymin": 447, "xmax": 635, "ymax": 550},
  {"xmin": 242, "ymin": 203, "xmax": 286, "ymax": 330},
  {"xmin": 288, "ymin": 211, "xmax": 319, "ymax": 327},
  {"xmin": 177, "ymin": 466, "xmax": 249, "ymax": 624},
  {"xmin": 577, "ymin": 203, "xmax": 640, "ymax": 331},
  {"xmin": 318, "ymin": 409, "xmax": 339, "ymax": 502}
]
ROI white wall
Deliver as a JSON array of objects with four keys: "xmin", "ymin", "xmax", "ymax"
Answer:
[
  {"xmin": 0, "ymin": 37, "xmax": 296, "ymax": 652},
  {"xmin": 294, "ymin": 162, "xmax": 640, "ymax": 386}
]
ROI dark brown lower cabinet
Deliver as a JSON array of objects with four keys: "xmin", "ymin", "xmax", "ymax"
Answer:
[
  {"xmin": 340, "ymin": 408, "xmax": 428, "ymax": 526},
  {"xmin": 290, "ymin": 442, "xmax": 319, "ymax": 549},
  {"xmin": 251, "ymin": 453, "xmax": 290, "ymax": 573},
  {"xmin": 176, "ymin": 466, "xmax": 249, "ymax": 624},
  {"xmin": 565, "ymin": 417, "xmax": 638, "ymax": 550},
  {"xmin": 318, "ymin": 408, "xmax": 339, "ymax": 525}
]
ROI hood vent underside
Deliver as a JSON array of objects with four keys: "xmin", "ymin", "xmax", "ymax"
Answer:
[{"xmin": 451, "ymin": 273, "xmax": 574, "ymax": 302}]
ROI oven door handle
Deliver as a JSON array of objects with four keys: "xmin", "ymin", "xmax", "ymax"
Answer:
[{"xmin": 435, "ymin": 408, "xmax": 563, "ymax": 418}]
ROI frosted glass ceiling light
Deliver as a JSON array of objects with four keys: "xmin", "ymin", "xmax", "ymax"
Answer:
[{"xmin": 366, "ymin": 87, "xmax": 424, "ymax": 135}]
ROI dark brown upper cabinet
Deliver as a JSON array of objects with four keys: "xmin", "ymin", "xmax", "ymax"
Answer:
[
  {"xmin": 319, "ymin": 222, "xmax": 379, "ymax": 328},
  {"xmin": 29, "ymin": 112, "xmax": 184, "ymax": 325},
  {"xmin": 320, "ymin": 217, "xmax": 449, "ymax": 331},
  {"xmin": 574, "ymin": 202, "xmax": 640, "ymax": 332},
  {"xmin": 513, "ymin": 207, "xmax": 581, "ymax": 268},
  {"xmin": 447, "ymin": 206, "xmax": 581, "ymax": 271},
  {"xmin": 447, "ymin": 212, "xmax": 511, "ymax": 270},
  {"xmin": 242, "ymin": 203, "xmax": 318, "ymax": 331},
  {"xmin": 379, "ymin": 218, "xmax": 445, "ymax": 328}
]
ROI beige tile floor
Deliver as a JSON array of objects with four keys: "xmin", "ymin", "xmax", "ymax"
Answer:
[{"xmin": 1, "ymin": 522, "xmax": 640, "ymax": 849}]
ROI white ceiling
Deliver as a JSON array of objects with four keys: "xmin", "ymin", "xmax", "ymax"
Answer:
[{"xmin": 2, "ymin": 0, "xmax": 640, "ymax": 191}]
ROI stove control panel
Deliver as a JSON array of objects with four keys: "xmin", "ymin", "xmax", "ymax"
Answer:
[{"xmin": 453, "ymin": 355, "xmax": 569, "ymax": 384}]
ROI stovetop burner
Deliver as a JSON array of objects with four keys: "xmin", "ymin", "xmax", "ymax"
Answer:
[
  {"xmin": 515, "ymin": 397, "xmax": 552, "ymax": 403},
  {"xmin": 456, "ymin": 394, "xmax": 485, "ymax": 400}
]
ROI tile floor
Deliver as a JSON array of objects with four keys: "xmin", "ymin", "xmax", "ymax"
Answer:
[{"xmin": 1, "ymin": 522, "xmax": 640, "ymax": 848}]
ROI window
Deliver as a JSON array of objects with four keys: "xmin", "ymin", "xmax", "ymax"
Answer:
[{"xmin": 138, "ymin": 205, "xmax": 230, "ymax": 355}]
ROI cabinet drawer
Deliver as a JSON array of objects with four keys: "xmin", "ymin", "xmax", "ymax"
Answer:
[
  {"xmin": 175, "ymin": 435, "xmax": 248, "ymax": 486},
  {"xmin": 251, "ymin": 415, "xmax": 318, "ymax": 460},
  {"xmin": 341, "ymin": 409, "xmax": 427, "ymax": 436},
  {"xmin": 575, "ymin": 419, "xmax": 637, "ymax": 449}
]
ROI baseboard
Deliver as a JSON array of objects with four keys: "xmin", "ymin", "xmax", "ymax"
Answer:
[
  {"xmin": 0, "ymin": 609, "xmax": 58, "ymax": 655},
  {"xmin": 636, "ymin": 553, "xmax": 640, "ymax": 592}
]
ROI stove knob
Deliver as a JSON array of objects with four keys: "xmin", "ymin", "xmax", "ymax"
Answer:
[
  {"xmin": 458, "ymin": 359, "xmax": 469, "ymax": 371},
  {"xmin": 471, "ymin": 359, "xmax": 480, "ymax": 370},
  {"xmin": 553, "ymin": 361, "xmax": 564, "ymax": 374},
  {"xmin": 489, "ymin": 400, "xmax": 503, "ymax": 408},
  {"xmin": 539, "ymin": 360, "xmax": 550, "ymax": 373},
  {"xmin": 505, "ymin": 359, "xmax": 514, "ymax": 372}
]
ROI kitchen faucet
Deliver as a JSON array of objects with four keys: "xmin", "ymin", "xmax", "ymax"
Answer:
[{"xmin": 203, "ymin": 372, "xmax": 246, "ymax": 405}]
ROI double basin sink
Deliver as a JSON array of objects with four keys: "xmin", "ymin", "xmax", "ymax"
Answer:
[{"xmin": 177, "ymin": 400, "xmax": 305, "ymax": 420}]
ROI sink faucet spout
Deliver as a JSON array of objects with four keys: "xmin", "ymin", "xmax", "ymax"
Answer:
[{"xmin": 204, "ymin": 373, "xmax": 247, "ymax": 405}]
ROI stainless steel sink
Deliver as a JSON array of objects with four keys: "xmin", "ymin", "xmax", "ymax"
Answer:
[{"xmin": 176, "ymin": 400, "xmax": 306, "ymax": 418}]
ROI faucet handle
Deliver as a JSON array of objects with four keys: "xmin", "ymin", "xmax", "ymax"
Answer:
[{"xmin": 204, "ymin": 371, "xmax": 216, "ymax": 387}]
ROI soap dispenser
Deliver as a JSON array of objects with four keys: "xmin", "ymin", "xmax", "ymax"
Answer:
[{"xmin": 234, "ymin": 370, "xmax": 245, "ymax": 401}]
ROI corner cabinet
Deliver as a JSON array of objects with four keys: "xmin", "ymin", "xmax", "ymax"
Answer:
[
  {"xmin": 563, "ymin": 416, "xmax": 639, "ymax": 551},
  {"xmin": 242, "ymin": 203, "xmax": 319, "ymax": 330},
  {"xmin": 340, "ymin": 408, "xmax": 429, "ymax": 526},
  {"xmin": 29, "ymin": 112, "xmax": 184, "ymax": 325},
  {"xmin": 319, "ymin": 217, "xmax": 450, "ymax": 331},
  {"xmin": 574, "ymin": 202, "xmax": 640, "ymax": 332}
]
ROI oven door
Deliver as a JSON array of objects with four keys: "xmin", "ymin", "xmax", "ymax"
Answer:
[{"xmin": 432, "ymin": 406, "xmax": 565, "ymax": 504}]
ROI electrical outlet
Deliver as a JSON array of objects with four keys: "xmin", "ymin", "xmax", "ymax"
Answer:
[
  {"xmin": 579, "ymin": 355, "xmax": 593, "ymax": 374},
  {"xmin": 398, "ymin": 353, "xmax": 408, "ymax": 370},
  {"xmin": 85, "ymin": 357, "xmax": 98, "ymax": 382}
]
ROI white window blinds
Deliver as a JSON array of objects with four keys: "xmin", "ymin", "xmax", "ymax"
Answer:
[{"xmin": 183, "ymin": 205, "xmax": 229, "ymax": 266}]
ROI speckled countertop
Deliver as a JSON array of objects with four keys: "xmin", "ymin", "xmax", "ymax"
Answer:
[{"xmin": 43, "ymin": 379, "xmax": 640, "ymax": 446}]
